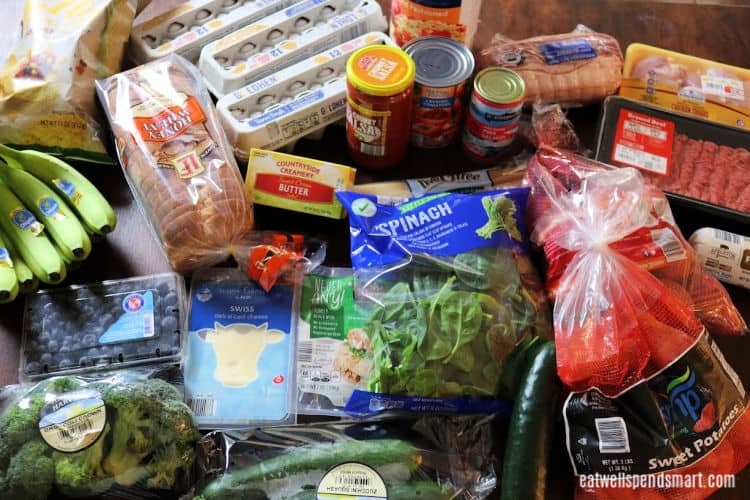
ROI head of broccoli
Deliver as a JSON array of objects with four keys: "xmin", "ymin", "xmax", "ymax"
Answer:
[{"xmin": 0, "ymin": 375, "xmax": 200, "ymax": 499}]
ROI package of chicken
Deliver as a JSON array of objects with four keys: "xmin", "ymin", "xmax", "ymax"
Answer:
[{"xmin": 621, "ymin": 43, "xmax": 750, "ymax": 131}]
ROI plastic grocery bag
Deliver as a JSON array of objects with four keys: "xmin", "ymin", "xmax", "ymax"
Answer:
[
  {"xmin": 96, "ymin": 54, "xmax": 253, "ymax": 273},
  {"xmin": 337, "ymin": 189, "xmax": 551, "ymax": 416},
  {"xmin": 0, "ymin": 367, "xmax": 199, "ymax": 499},
  {"xmin": 0, "ymin": 0, "xmax": 136, "ymax": 163},
  {"xmin": 529, "ymin": 105, "xmax": 747, "ymax": 338},
  {"xmin": 191, "ymin": 415, "xmax": 497, "ymax": 499},
  {"xmin": 475, "ymin": 25, "xmax": 623, "ymax": 106},
  {"xmin": 526, "ymin": 147, "xmax": 750, "ymax": 499}
]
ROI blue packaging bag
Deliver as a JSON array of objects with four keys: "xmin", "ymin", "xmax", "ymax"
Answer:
[{"xmin": 337, "ymin": 188, "xmax": 552, "ymax": 416}]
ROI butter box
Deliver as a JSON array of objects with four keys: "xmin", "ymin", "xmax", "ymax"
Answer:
[{"xmin": 245, "ymin": 148, "xmax": 356, "ymax": 219}]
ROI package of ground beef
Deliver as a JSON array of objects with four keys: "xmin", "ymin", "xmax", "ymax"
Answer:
[{"xmin": 595, "ymin": 96, "xmax": 750, "ymax": 220}]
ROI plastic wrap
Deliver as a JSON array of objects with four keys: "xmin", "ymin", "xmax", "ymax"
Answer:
[
  {"xmin": 476, "ymin": 26, "xmax": 623, "ymax": 106},
  {"xmin": 96, "ymin": 54, "xmax": 253, "ymax": 273},
  {"xmin": 21, "ymin": 273, "xmax": 186, "ymax": 381},
  {"xmin": 184, "ymin": 267, "xmax": 299, "ymax": 430},
  {"xmin": 336, "ymin": 189, "xmax": 551, "ymax": 416},
  {"xmin": 296, "ymin": 267, "xmax": 370, "ymax": 416},
  {"xmin": 527, "ymin": 145, "xmax": 750, "ymax": 499},
  {"xmin": 0, "ymin": 367, "xmax": 199, "ymax": 499},
  {"xmin": 192, "ymin": 416, "xmax": 497, "ymax": 499},
  {"xmin": 0, "ymin": 0, "xmax": 136, "ymax": 163},
  {"xmin": 529, "ymin": 105, "xmax": 747, "ymax": 338}
]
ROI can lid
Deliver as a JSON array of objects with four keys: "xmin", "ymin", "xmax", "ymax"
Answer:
[
  {"xmin": 403, "ymin": 36, "xmax": 475, "ymax": 88},
  {"xmin": 474, "ymin": 68, "xmax": 525, "ymax": 104},
  {"xmin": 347, "ymin": 45, "xmax": 416, "ymax": 97}
]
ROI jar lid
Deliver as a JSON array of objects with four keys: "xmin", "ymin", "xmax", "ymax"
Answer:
[
  {"xmin": 474, "ymin": 67, "xmax": 526, "ymax": 104},
  {"xmin": 347, "ymin": 45, "xmax": 416, "ymax": 97},
  {"xmin": 403, "ymin": 36, "xmax": 475, "ymax": 88}
]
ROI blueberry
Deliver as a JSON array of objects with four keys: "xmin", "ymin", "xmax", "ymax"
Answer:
[
  {"xmin": 164, "ymin": 292, "xmax": 178, "ymax": 307},
  {"xmin": 25, "ymin": 361, "xmax": 41, "ymax": 374},
  {"xmin": 40, "ymin": 352, "xmax": 53, "ymax": 364},
  {"xmin": 58, "ymin": 358, "xmax": 74, "ymax": 368},
  {"xmin": 46, "ymin": 340, "xmax": 60, "ymax": 352},
  {"xmin": 70, "ymin": 342, "xmax": 81, "ymax": 352},
  {"xmin": 160, "ymin": 316, "xmax": 178, "ymax": 333},
  {"xmin": 81, "ymin": 334, "xmax": 98, "ymax": 347}
]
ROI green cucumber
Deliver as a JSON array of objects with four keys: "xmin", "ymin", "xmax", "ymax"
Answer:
[
  {"xmin": 199, "ymin": 439, "xmax": 419, "ymax": 500},
  {"xmin": 498, "ymin": 335, "xmax": 542, "ymax": 399},
  {"xmin": 284, "ymin": 481, "xmax": 451, "ymax": 500},
  {"xmin": 501, "ymin": 341, "xmax": 560, "ymax": 500}
]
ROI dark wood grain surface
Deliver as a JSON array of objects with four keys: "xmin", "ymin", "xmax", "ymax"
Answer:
[{"xmin": 1, "ymin": 1, "xmax": 750, "ymax": 498}]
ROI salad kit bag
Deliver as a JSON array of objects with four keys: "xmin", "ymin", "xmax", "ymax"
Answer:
[
  {"xmin": 527, "ymin": 145, "xmax": 750, "ymax": 499},
  {"xmin": 96, "ymin": 54, "xmax": 253, "ymax": 273},
  {"xmin": 192, "ymin": 416, "xmax": 498, "ymax": 499},
  {"xmin": 337, "ymin": 189, "xmax": 551, "ymax": 416},
  {"xmin": 0, "ymin": 0, "xmax": 136, "ymax": 163}
]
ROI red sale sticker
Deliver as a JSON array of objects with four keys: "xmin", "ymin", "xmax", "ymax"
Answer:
[{"xmin": 611, "ymin": 109, "xmax": 675, "ymax": 176}]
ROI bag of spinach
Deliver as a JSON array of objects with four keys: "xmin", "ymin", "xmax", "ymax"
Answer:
[{"xmin": 337, "ymin": 188, "xmax": 552, "ymax": 415}]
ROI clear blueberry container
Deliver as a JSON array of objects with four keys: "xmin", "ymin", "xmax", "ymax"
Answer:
[{"xmin": 21, "ymin": 273, "xmax": 186, "ymax": 381}]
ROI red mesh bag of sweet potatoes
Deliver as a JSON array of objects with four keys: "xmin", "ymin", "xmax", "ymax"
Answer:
[{"xmin": 527, "ymin": 143, "xmax": 750, "ymax": 499}]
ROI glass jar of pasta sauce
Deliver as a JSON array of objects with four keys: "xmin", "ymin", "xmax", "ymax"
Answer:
[{"xmin": 345, "ymin": 45, "xmax": 416, "ymax": 170}]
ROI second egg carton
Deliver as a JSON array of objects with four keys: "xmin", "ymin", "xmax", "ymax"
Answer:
[
  {"xmin": 129, "ymin": 0, "xmax": 297, "ymax": 64},
  {"xmin": 198, "ymin": 0, "xmax": 387, "ymax": 97},
  {"xmin": 217, "ymin": 31, "xmax": 395, "ymax": 159}
]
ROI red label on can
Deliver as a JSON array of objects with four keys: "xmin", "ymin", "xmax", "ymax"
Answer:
[{"xmin": 411, "ymin": 81, "xmax": 467, "ymax": 148}]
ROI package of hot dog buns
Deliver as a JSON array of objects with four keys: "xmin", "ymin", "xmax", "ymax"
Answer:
[{"xmin": 96, "ymin": 54, "xmax": 254, "ymax": 273}]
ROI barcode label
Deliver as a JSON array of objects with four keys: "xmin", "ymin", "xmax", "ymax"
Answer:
[
  {"xmin": 298, "ymin": 341, "xmax": 313, "ymax": 363},
  {"xmin": 614, "ymin": 144, "xmax": 668, "ymax": 175},
  {"xmin": 652, "ymin": 228, "xmax": 686, "ymax": 262},
  {"xmin": 701, "ymin": 75, "xmax": 745, "ymax": 100},
  {"xmin": 713, "ymin": 228, "xmax": 742, "ymax": 245},
  {"xmin": 57, "ymin": 418, "xmax": 94, "ymax": 442},
  {"xmin": 336, "ymin": 475, "xmax": 371, "ymax": 486},
  {"xmin": 143, "ymin": 314, "xmax": 155, "ymax": 338},
  {"xmin": 188, "ymin": 398, "xmax": 217, "ymax": 417},
  {"xmin": 595, "ymin": 417, "xmax": 630, "ymax": 453},
  {"xmin": 360, "ymin": 143, "xmax": 384, "ymax": 157}
]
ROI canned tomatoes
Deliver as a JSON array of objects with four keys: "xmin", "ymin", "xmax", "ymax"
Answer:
[
  {"xmin": 404, "ymin": 36, "xmax": 474, "ymax": 148},
  {"xmin": 346, "ymin": 45, "xmax": 416, "ymax": 170},
  {"xmin": 462, "ymin": 68, "xmax": 525, "ymax": 163}
]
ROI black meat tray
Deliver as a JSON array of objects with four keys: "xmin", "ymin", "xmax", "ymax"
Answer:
[{"xmin": 595, "ymin": 96, "xmax": 750, "ymax": 224}]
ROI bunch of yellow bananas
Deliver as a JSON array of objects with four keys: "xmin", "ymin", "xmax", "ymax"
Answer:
[{"xmin": 0, "ymin": 146, "xmax": 116, "ymax": 304}]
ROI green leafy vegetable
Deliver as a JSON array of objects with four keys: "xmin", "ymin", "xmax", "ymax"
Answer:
[{"xmin": 365, "ymin": 249, "xmax": 548, "ymax": 399}]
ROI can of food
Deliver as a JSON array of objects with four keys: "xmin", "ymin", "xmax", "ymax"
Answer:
[
  {"xmin": 404, "ymin": 36, "xmax": 474, "ymax": 148},
  {"xmin": 345, "ymin": 45, "xmax": 416, "ymax": 170},
  {"xmin": 462, "ymin": 67, "xmax": 525, "ymax": 162}
]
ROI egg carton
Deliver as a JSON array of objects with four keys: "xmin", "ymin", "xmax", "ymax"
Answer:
[
  {"xmin": 129, "ymin": 0, "xmax": 297, "ymax": 64},
  {"xmin": 217, "ymin": 32, "xmax": 394, "ymax": 158},
  {"xmin": 199, "ymin": 0, "xmax": 387, "ymax": 97}
]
